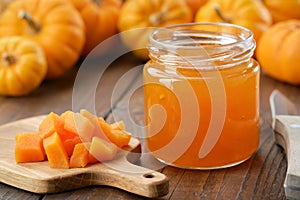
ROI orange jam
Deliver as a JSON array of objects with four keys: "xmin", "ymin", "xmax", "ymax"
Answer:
[{"xmin": 143, "ymin": 23, "xmax": 260, "ymax": 169}]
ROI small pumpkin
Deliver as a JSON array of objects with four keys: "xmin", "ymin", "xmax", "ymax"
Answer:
[
  {"xmin": 68, "ymin": 0, "xmax": 122, "ymax": 57},
  {"xmin": 185, "ymin": 0, "xmax": 208, "ymax": 16},
  {"xmin": 117, "ymin": 0, "xmax": 193, "ymax": 60},
  {"xmin": 0, "ymin": 0, "xmax": 85, "ymax": 79},
  {"xmin": 195, "ymin": 0, "xmax": 272, "ymax": 43},
  {"xmin": 256, "ymin": 20, "xmax": 300, "ymax": 85},
  {"xmin": 263, "ymin": 0, "xmax": 300, "ymax": 23},
  {"xmin": 0, "ymin": 36, "xmax": 47, "ymax": 96}
]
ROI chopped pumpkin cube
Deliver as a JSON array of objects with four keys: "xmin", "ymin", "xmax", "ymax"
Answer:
[
  {"xmin": 43, "ymin": 132, "xmax": 69, "ymax": 169},
  {"xmin": 38, "ymin": 112, "xmax": 61, "ymax": 139},
  {"xmin": 60, "ymin": 110, "xmax": 74, "ymax": 123},
  {"xmin": 15, "ymin": 110, "xmax": 133, "ymax": 169},
  {"xmin": 90, "ymin": 137, "xmax": 117, "ymax": 162},
  {"xmin": 97, "ymin": 117, "xmax": 112, "ymax": 139},
  {"xmin": 111, "ymin": 120, "xmax": 125, "ymax": 130},
  {"xmin": 38, "ymin": 112, "xmax": 76, "ymax": 140},
  {"xmin": 70, "ymin": 143, "xmax": 89, "ymax": 168},
  {"xmin": 98, "ymin": 118, "xmax": 131, "ymax": 147},
  {"xmin": 63, "ymin": 136, "xmax": 82, "ymax": 157},
  {"xmin": 83, "ymin": 142, "xmax": 99, "ymax": 164},
  {"xmin": 15, "ymin": 132, "xmax": 45, "ymax": 163},
  {"xmin": 39, "ymin": 112, "xmax": 79, "ymax": 156},
  {"xmin": 88, "ymin": 152, "xmax": 99, "ymax": 164},
  {"xmin": 63, "ymin": 112, "xmax": 94, "ymax": 142},
  {"xmin": 108, "ymin": 129, "xmax": 131, "ymax": 148},
  {"xmin": 80, "ymin": 109, "xmax": 106, "ymax": 139}
]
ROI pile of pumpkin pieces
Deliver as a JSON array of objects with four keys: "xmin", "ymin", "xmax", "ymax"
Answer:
[{"xmin": 15, "ymin": 109, "xmax": 131, "ymax": 169}]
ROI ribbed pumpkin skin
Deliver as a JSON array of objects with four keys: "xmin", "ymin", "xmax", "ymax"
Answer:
[
  {"xmin": 263, "ymin": 0, "xmax": 300, "ymax": 23},
  {"xmin": 68, "ymin": 0, "xmax": 122, "ymax": 57},
  {"xmin": 195, "ymin": 0, "xmax": 272, "ymax": 43},
  {"xmin": 0, "ymin": 0, "xmax": 85, "ymax": 79},
  {"xmin": 0, "ymin": 36, "xmax": 47, "ymax": 96},
  {"xmin": 257, "ymin": 20, "xmax": 300, "ymax": 85},
  {"xmin": 117, "ymin": 0, "xmax": 193, "ymax": 60}
]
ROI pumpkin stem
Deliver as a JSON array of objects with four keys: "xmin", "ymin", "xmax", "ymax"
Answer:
[
  {"xmin": 1, "ymin": 53, "xmax": 16, "ymax": 66},
  {"xmin": 149, "ymin": 8, "xmax": 169, "ymax": 26},
  {"xmin": 18, "ymin": 10, "xmax": 40, "ymax": 32},
  {"xmin": 93, "ymin": 0, "xmax": 102, "ymax": 6},
  {"xmin": 213, "ymin": 4, "xmax": 231, "ymax": 23}
]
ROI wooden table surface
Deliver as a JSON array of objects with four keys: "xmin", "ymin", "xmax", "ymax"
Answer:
[{"xmin": 0, "ymin": 52, "xmax": 299, "ymax": 200}]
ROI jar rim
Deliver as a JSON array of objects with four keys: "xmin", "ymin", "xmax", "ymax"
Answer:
[
  {"xmin": 148, "ymin": 22, "xmax": 256, "ymax": 69},
  {"xmin": 149, "ymin": 22, "xmax": 254, "ymax": 51}
]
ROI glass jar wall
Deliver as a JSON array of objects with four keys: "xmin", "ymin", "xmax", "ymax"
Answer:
[{"xmin": 143, "ymin": 22, "xmax": 260, "ymax": 169}]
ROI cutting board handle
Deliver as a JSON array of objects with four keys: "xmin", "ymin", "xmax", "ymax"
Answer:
[
  {"xmin": 273, "ymin": 115, "xmax": 300, "ymax": 199},
  {"xmin": 91, "ymin": 155, "xmax": 169, "ymax": 198}
]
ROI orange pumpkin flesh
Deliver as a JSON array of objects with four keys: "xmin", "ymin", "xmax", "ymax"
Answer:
[
  {"xmin": 39, "ymin": 112, "xmax": 62, "ymax": 139},
  {"xmin": 43, "ymin": 132, "xmax": 70, "ymax": 169},
  {"xmin": 39, "ymin": 112, "xmax": 79, "ymax": 156},
  {"xmin": 80, "ymin": 109, "xmax": 106, "ymax": 139},
  {"xmin": 70, "ymin": 143, "xmax": 90, "ymax": 168},
  {"xmin": 0, "ymin": 0, "xmax": 85, "ymax": 79},
  {"xmin": 257, "ymin": 20, "xmax": 300, "ymax": 85},
  {"xmin": 15, "ymin": 132, "xmax": 45, "ymax": 163},
  {"xmin": 63, "ymin": 136, "xmax": 82, "ymax": 157},
  {"xmin": 89, "ymin": 136, "xmax": 117, "ymax": 162},
  {"xmin": 98, "ymin": 118, "xmax": 131, "ymax": 148},
  {"xmin": 15, "ymin": 110, "xmax": 132, "ymax": 168},
  {"xmin": 63, "ymin": 112, "xmax": 95, "ymax": 142}
]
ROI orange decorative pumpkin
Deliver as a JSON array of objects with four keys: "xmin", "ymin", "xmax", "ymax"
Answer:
[
  {"xmin": 263, "ymin": 0, "xmax": 300, "ymax": 23},
  {"xmin": 0, "ymin": 36, "xmax": 47, "ymax": 96},
  {"xmin": 195, "ymin": 0, "xmax": 272, "ymax": 43},
  {"xmin": 256, "ymin": 20, "xmax": 300, "ymax": 85},
  {"xmin": 118, "ymin": 0, "xmax": 193, "ymax": 60},
  {"xmin": 185, "ymin": 0, "xmax": 208, "ymax": 16},
  {"xmin": 0, "ymin": 0, "xmax": 85, "ymax": 79},
  {"xmin": 68, "ymin": 0, "xmax": 122, "ymax": 57}
]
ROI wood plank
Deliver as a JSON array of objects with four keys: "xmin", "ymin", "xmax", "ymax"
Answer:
[
  {"xmin": 0, "ymin": 54, "xmax": 142, "ymax": 125},
  {"xmin": 72, "ymin": 54, "xmax": 144, "ymax": 118},
  {"xmin": 0, "ymin": 184, "xmax": 41, "ymax": 200},
  {"xmin": 42, "ymin": 186, "xmax": 144, "ymax": 200}
]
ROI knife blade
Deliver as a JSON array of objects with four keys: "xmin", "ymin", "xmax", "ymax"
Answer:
[{"xmin": 269, "ymin": 90, "xmax": 300, "ymax": 200}]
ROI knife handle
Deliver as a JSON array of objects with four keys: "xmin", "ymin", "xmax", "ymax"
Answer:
[{"xmin": 273, "ymin": 115, "xmax": 300, "ymax": 199}]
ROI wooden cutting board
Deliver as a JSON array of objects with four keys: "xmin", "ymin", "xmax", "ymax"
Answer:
[{"xmin": 0, "ymin": 116, "xmax": 169, "ymax": 198}]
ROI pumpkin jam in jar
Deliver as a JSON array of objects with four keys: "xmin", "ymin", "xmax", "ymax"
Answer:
[{"xmin": 143, "ymin": 23, "xmax": 260, "ymax": 169}]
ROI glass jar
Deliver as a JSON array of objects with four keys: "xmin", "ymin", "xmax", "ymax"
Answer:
[{"xmin": 143, "ymin": 22, "xmax": 260, "ymax": 169}]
